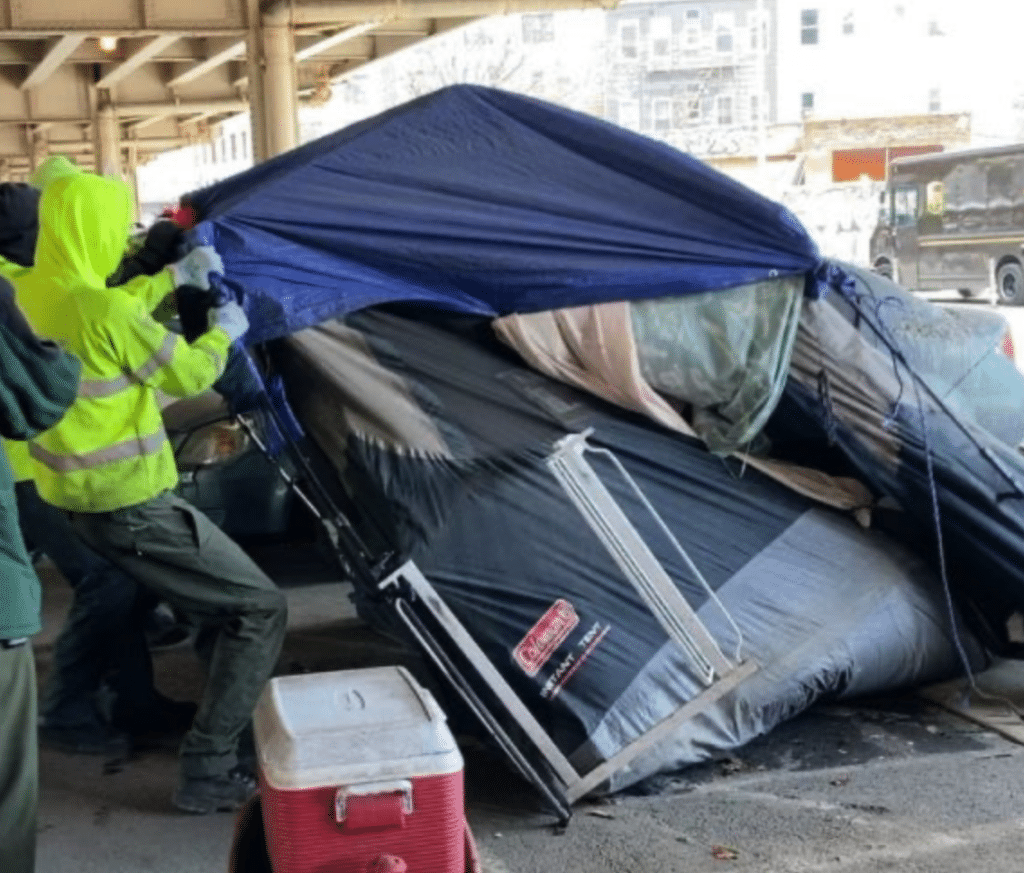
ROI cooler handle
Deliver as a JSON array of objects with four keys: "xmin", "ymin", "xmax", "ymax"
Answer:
[{"xmin": 335, "ymin": 780, "xmax": 414, "ymax": 826}]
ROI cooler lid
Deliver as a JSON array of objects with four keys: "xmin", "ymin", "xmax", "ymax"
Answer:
[{"xmin": 254, "ymin": 666, "xmax": 463, "ymax": 790}]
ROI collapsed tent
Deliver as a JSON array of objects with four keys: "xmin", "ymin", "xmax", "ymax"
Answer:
[
  {"xmin": 178, "ymin": 84, "xmax": 1024, "ymax": 804},
  {"xmin": 271, "ymin": 306, "xmax": 982, "ymax": 794}
]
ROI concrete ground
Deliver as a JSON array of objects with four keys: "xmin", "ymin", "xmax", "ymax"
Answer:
[{"xmin": 31, "ymin": 548, "xmax": 1024, "ymax": 873}]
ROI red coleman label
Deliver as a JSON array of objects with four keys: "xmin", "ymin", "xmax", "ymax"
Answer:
[{"xmin": 513, "ymin": 599, "xmax": 579, "ymax": 677}]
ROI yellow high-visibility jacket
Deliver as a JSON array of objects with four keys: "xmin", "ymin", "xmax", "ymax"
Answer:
[
  {"xmin": 0, "ymin": 261, "xmax": 175, "ymax": 484},
  {"xmin": 0, "ymin": 154, "xmax": 176, "ymax": 486},
  {"xmin": 17, "ymin": 172, "xmax": 231, "ymax": 513}
]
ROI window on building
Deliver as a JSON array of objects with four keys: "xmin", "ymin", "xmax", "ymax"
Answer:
[
  {"xmin": 717, "ymin": 95, "xmax": 733, "ymax": 125},
  {"xmin": 801, "ymin": 9, "xmax": 819, "ymax": 45},
  {"xmin": 714, "ymin": 11, "xmax": 734, "ymax": 52},
  {"xmin": 240, "ymin": 130, "xmax": 249, "ymax": 159},
  {"xmin": 749, "ymin": 11, "xmax": 761, "ymax": 50},
  {"xmin": 686, "ymin": 83, "xmax": 702, "ymax": 120},
  {"xmin": 684, "ymin": 8, "xmax": 701, "ymax": 50},
  {"xmin": 650, "ymin": 16, "xmax": 671, "ymax": 58},
  {"xmin": 928, "ymin": 87, "xmax": 941, "ymax": 113},
  {"xmin": 801, "ymin": 91, "xmax": 815, "ymax": 114},
  {"xmin": 672, "ymin": 99, "xmax": 688, "ymax": 128},
  {"xmin": 653, "ymin": 98, "xmax": 672, "ymax": 132},
  {"xmin": 617, "ymin": 100, "xmax": 640, "ymax": 130},
  {"xmin": 202, "ymin": 143, "xmax": 211, "ymax": 164},
  {"xmin": 619, "ymin": 21, "xmax": 639, "ymax": 59},
  {"xmin": 842, "ymin": 11, "xmax": 854, "ymax": 35},
  {"xmin": 522, "ymin": 13, "xmax": 554, "ymax": 43},
  {"xmin": 750, "ymin": 93, "xmax": 760, "ymax": 122},
  {"xmin": 230, "ymin": 134, "xmax": 238, "ymax": 161}
]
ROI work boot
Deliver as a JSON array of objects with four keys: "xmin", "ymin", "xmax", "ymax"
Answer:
[
  {"xmin": 172, "ymin": 766, "xmax": 257, "ymax": 815},
  {"xmin": 38, "ymin": 720, "xmax": 131, "ymax": 757}
]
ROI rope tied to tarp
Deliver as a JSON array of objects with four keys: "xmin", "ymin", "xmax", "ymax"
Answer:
[{"xmin": 830, "ymin": 266, "xmax": 997, "ymax": 701}]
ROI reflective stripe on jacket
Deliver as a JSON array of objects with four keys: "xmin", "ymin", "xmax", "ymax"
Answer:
[
  {"xmin": 15, "ymin": 172, "xmax": 231, "ymax": 513},
  {"xmin": 1, "ymin": 269, "xmax": 173, "ymax": 485}
]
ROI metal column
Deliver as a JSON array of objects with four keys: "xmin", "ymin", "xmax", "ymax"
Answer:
[
  {"xmin": 262, "ymin": 20, "xmax": 299, "ymax": 157},
  {"xmin": 95, "ymin": 103, "xmax": 123, "ymax": 178}
]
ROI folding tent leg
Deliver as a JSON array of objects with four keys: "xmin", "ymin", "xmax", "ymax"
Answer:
[{"xmin": 391, "ymin": 597, "xmax": 573, "ymax": 824}]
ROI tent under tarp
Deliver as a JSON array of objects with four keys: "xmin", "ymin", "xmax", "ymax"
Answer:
[
  {"xmin": 176, "ymin": 84, "xmax": 1024, "ymax": 803},
  {"xmin": 186, "ymin": 84, "xmax": 843, "ymax": 346},
  {"xmin": 273, "ymin": 306, "xmax": 982, "ymax": 793}
]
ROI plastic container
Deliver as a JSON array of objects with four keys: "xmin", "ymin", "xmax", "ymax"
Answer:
[{"xmin": 254, "ymin": 666, "xmax": 465, "ymax": 873}]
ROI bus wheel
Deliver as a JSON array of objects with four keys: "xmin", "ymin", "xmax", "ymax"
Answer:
[{"xmin": 997, "ymin": 262, "xmax": 1024, "ymax": 306}]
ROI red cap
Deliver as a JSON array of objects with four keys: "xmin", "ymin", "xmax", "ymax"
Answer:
[{"xmin": 163, "ymin": 203, "xmax": 197, "ymax": 229}]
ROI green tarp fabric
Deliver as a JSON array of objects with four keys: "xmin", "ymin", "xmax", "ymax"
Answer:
[{"xmin": 631, "ymin": 276, "xmax": 805, "ymax": 454}]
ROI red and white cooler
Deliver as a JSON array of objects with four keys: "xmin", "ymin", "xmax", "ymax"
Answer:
[{"xmin": 253, "ymin": 666, "xmax": 466, "ymax": 873}]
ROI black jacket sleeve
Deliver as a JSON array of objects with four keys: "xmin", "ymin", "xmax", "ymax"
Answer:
[{"xmin": 0, "ymin": 277, "xmax": 81, "ymax": 440}]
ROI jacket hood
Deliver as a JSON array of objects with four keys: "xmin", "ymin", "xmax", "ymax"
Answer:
[
  {"xmin": 35, "ymin": 173, "xmax": 133, "ymax": 287},
  {"xmin": 30, "ymin": 154, "xmax": 80, "ymax": 191}
]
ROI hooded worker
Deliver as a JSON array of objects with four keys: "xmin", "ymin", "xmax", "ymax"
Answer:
[
  {"xmin": 2, "ymin": 157, "xmax": 200, "ymax": 755},
  {"xmin": 17, "ymin": 170, "xmax": 287, "ymax": 815}
]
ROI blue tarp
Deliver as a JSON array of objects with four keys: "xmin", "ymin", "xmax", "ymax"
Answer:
[{"xmin": 187, "ymin": 85, "xmax": 833, "ymax": 345}]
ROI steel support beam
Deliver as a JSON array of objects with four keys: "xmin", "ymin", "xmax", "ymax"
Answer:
[
  {"xmin": 94, "ymin": 103, "xmax": 122, "ymax": 177},
  {"xmin": 96, "ymin": 34, "xmax": 182, "ymax": 89},
  {"xmin": 245, "ymin": 0, "xmax": 268, "ymax": 163},
  {"xmin": 115, "ymin": 99, "xmax": 248, "ymax": 117},
  {"xmin": 262, "ymin": 20, "xmax": 298, "ymax": 156},
  {"xmin": 21, "ymin": 34, "xmax": 84, "ymax": 89},
  {"xmin": 295, "ymin": 21, "xmax": 382, "ymax": 60},
  {"xmin": 282, "ymin": 0, "xmax": 614, "ymax": 25},
  {"xmin": 166, "ymin": 38, "xmax": 246, "ymax": 88}
]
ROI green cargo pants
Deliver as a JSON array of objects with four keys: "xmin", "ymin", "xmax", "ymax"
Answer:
[
  {"xmin": 0, "ymin": 643, "xmax": 37, "ymax": 873},
  {"xmin": 71, "ymin": 492, "xmax": 288, "ymax": 779}
]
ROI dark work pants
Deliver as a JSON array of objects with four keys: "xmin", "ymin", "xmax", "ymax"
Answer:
[
  {"xmin": 71, "ymin": 492, "xmax": 287, "ymax": 779},
  {"xmin": 0, "ymin": 643, "xmax": 37, "ymax": 873},
  {"xmin": 15, "ymin": 481, "xmax": 156, "ymax": 729}
]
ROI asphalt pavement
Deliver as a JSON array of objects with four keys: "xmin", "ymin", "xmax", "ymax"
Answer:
[{"xmin": 30, "ymin": 550, "xmax": 1024, "ymax": 873}]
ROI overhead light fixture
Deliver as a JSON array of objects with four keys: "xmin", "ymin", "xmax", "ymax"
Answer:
[{"xmin": 98, "ymin": 36, "xmax": 118, "ymax": 52}]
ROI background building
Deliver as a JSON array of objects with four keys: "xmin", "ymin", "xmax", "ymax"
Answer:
[
  {"xmin": 603, "ymin": 0, "xmax": 777, "ymax": 158},
  {"xmin": 136, "ymin": 0, "xmax": 1024, "ymax": 264}
]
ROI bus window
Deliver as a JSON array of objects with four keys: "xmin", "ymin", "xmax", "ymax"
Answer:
[
  {"xmin": 893, "ymin": 185, "xmax": 919, "ymax": 226},
  {"xmin": 925, "ymin": 180, "xmax": 945, "ymax": 214}
]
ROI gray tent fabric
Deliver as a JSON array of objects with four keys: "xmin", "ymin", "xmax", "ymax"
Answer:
[
  {"xmin": 778, "ymin": 275, "xmax": 1024, "ymax": 646},
  {"xmin": 829, "ymin": 263, "xmax": 1024, "ymax": 447},
  {"xmin": 579, "ymin": 509, "xmax": 978, "ymax": 790},
  {"xmin": 276, "ymin": 308, "xmax": 983, "ymax": 794}
]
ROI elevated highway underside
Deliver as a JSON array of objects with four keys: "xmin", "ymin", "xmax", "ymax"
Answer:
[{"xmin": 0, "ymin": 0, "xmax": 611, "ymax": 183}]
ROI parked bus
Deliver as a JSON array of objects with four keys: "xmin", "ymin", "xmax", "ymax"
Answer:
[{"xmin": 869, "ymin": 143, "xmax": 1024, "ymax": 305}]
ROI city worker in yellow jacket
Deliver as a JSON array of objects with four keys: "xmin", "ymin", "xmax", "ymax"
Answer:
[
  {"xmin": 18, "ymin": 169, "xmax": 287, "ymax": 815},
  {"xmin": 1, "ymin": 155, "xmax": 199, "ymax": 756}
]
